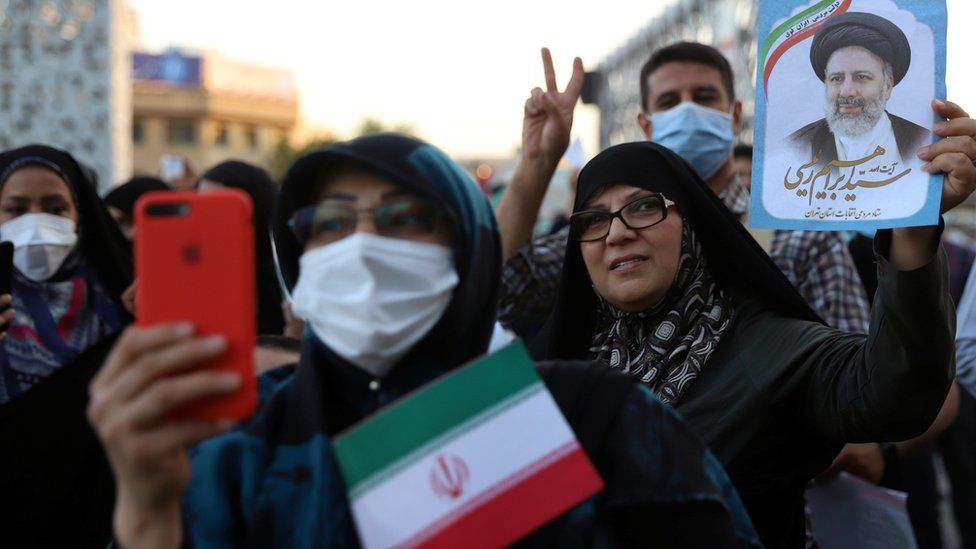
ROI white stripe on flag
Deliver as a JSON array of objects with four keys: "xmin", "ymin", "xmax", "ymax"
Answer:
[
  {"xmin": 350, "ymin": 388, "xmax": 578, "ymax": 549},
  {"xmin": 401, "ymin": 441, "xmax": 580, "ymax": 548}
]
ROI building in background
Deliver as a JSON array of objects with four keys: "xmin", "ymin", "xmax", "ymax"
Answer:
[
  {"xmin": 131, "ymin": 49, "xmax": 298, "ymax": 178},
  {"xmin": 588, "ymin": 0, "xmax": 758, "ymax": 149},
  {"xmin": 0, "ymin": 0, "xmax": 133, "ymax": 190}
]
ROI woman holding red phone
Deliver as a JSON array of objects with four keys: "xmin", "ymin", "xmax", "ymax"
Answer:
[
  {"xmin": 0, "ymin": 144, "xmax": 133, "ymax": 547},
  {"xmin": 88, "ymin": 135, "xmax": 760, "ymax": 548}
]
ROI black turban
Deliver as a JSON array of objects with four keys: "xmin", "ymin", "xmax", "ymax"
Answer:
[{"xmin": 810, "ymin": 12, "xmax": 911, "ymax": 86}]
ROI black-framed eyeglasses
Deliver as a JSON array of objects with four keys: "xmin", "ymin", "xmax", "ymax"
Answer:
[
  {"xmin": 288, "ymin": 196, "xmax": 447, "ymax": 246},
  {"xmin": 569, "ymin": 193, "xmax": 675, "ymax": 242}
]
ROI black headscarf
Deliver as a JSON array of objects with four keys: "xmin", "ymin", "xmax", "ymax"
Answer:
[
  {"xmin": 0, "ymin": 144, "xmax": 134, "ymax": 547},
  {"xmin": 272, "ymin": 133, "xmax": 501, "ymax": 434},
  {"xmin": 199, "ymin": 160, "xmax": 284, "ymax": 335},
  {"xmin": 533, "ymin": 142, "xmax": 821, "ymax": 363},
  {"xmin": 810, "ymin": 12, "xmax": 911, "ymax": 85},
  {"xmin": 0, "ymin": 144, "xmax": 132, "ymax": 298},
  {"xmin": 103, "ymin": 176, "xmax": 170, "ymax": 220}
]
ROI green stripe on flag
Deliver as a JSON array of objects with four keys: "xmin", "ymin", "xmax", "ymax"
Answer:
[
  {"xmin": 334, "ymin": 341, "xmax": 540, "ymax": 492},
  {"xmin": 347, "ymin": 383, "xmax": 544, "ymax": 500},
  {"xmin": 760, "ymin": 0, "xmax": 835, "ymax": 67}
]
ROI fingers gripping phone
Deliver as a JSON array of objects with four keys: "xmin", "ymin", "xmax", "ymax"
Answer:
[{"xmin": 135, "ymin": 190, "xmax": 256, "ymax": 421}]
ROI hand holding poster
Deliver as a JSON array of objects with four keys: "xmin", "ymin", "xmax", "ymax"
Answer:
[{"xmin": 751, "ymin": 0, "xmax": 947, "ymax": 230}]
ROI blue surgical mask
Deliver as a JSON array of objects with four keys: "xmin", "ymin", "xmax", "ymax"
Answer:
[{"xmin": 649, "ymin": 102, "xmax": 735, "ymax": 180}]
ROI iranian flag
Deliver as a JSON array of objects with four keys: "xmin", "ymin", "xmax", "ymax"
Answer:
[
  {"xmin": 760, "ymin": 0, "xmax": 853, "ymax": 92},
  {"xmin": 333, "ymin": 342, "xmax": 604, "ymax": 549}
]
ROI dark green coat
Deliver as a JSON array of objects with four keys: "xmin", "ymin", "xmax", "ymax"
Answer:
[{"xmin": 676, "ymin": 233, "xmax": 955, "ymax": 548}]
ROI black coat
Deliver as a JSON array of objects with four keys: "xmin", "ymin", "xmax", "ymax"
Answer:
[
  {"xmin": 673, "ymin": 232, "xmax": 953, "ymax": 547},
  {"xmin": 533, "ymin": 142, "xmax": 954, "ymax": 548}
]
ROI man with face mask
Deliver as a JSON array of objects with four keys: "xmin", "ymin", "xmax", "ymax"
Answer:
[{"xmin": 497, "ymin": 44, "xmax": 869, "ymax": 339}]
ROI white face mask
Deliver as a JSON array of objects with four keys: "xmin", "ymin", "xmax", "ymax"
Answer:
[
  {"xmin": 291, "ymin": 233, "xmax": 459, "ymax": 378},
  {"xmin": 0, "ymin": 213, "xmax": 78, "ymax": 281}
]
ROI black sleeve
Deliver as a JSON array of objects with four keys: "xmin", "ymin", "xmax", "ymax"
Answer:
[{"xmin": 800, "ymin": 227, "xmax": 955, "ymax": 443}]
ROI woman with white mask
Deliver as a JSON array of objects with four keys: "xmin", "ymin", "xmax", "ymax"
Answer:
[
  {"xmin": 0, "ymin": 144, "xmax": 132, "ymax": 548},
  {"xmin": 88, "ymin": 134, "xmax": 760, "ymax": 548},
  {"xmin": 0, "ymin": 145, "xmax": 130, "ymax": 402}
]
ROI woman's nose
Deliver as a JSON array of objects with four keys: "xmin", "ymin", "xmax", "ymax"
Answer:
[
  {"xmin": 353, "ymin": 211, "xmax": 380, "ymax": 235},
  {"xmin": 605, "ymin": 217, "xmax": 636, "ymax": 245}
]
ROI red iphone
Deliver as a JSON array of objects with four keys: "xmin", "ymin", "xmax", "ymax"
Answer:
[{"xmin": 135, "ymin": 189, "xmax": 256, "ymax": 421}]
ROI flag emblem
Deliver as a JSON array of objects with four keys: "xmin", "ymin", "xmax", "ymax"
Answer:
[{"xmin": 430, "ymin": 454, "xmax": 469, "ymax": 500}]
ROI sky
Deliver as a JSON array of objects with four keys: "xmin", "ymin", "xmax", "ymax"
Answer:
[{"xmin": 129, "ymin": 0, "xmax": 976, "ymax": 160}]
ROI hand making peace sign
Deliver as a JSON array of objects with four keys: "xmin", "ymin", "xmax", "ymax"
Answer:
[{"xmin": 521, "ymin": 48, "xmax": 584, "ymax": 165}]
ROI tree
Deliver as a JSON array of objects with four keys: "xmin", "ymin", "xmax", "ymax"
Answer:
[
  {"xmin": 267, "ymin": 135, "xmax": 339, "ymax": 179},
  {"xmin": 358, "ymin": 118, "xmax": 385, "ymax": 135},
  {"xmin": 358, "ymin": 118, "xmax": 416, "ymax": 137},
  {"xmin": 268, "ymin": 118, "xmax": 417, "ymax": 178}
]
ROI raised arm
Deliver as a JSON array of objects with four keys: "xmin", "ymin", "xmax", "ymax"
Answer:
[
  {"xmin": 801, "ymin": 100, "xmax": 976, "ymax": 442},
  {"xmin": 496, "ymin": 48, "xmax": 583, "ymax": 260}
]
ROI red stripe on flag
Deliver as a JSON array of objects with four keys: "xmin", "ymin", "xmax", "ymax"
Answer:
[
  {"xmin": 762, "ymin": 0, "xmax": 852, "ymax": 92},
  {"xmin": 406, "ymin": 443, "xmax": 603, "ymax": 549}
]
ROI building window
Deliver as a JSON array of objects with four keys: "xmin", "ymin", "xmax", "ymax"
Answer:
[
  {"xmin": 132, "ymin": 118, "xmax": 144, "ymax": 144},
  {"xmin": 245, "ymin": 125, "xmax": 259, "ymax": 149},
  {"xmin": 168, "ymin": 119, "xmax": 197, "ymax": 145},
  {"xmin": 214, "ymin": 122, "xmax": 229, "ymax": 146}
]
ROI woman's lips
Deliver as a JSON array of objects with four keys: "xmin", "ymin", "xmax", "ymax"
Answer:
[{"xmin": 610, "ymin": 254, "xmax": 648, "ymax": 273}]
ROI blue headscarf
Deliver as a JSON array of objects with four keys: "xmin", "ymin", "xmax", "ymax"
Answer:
[
  {"xmin": 185, "ymin": 134, "xmax": 501, "ymax": 546},
  {"xmin": 273, "ymin": 133, "xmax": 501, "ymax": 386}
]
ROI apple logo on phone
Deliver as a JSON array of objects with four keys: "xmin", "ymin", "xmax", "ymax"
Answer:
[{"xmin": 181, "ymin": 243, "xmax": 202, "ymax": 265}]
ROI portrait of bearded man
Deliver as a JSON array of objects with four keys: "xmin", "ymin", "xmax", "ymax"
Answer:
[{"xmin": 788, "ymin": 12, "xmax": 930, "ymax": 169}]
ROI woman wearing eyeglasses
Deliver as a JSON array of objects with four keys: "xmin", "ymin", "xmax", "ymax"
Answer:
[
  {"xmin": 532, "ymin": 140, "xmax": 967, "ymax": 548},
  {"xmin": 86, "ymin": 134, "xmax": 761, "ymax": 548}
]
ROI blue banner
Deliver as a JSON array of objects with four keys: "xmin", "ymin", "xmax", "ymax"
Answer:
[{"xmin": 132, "ymin": 51, "xmax": 202, "ymax": 86}]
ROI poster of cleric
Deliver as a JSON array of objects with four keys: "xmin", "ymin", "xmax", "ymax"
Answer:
[{"xmin": 750, "ymin": 0, "xmax": 947, "ymax": 231}]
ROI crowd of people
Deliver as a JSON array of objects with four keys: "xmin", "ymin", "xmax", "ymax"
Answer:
[{"xmin": 1, "ymin": 34, "xmax": 975, "ymax": 549}]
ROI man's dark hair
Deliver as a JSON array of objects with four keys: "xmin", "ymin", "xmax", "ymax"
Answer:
[
  {"xmin": 733, "ymin": 144, "xmax": 753, "ymax": 159},
  {"xmin": 639, "ymin": 42, "xmax": 736, "ymax": 111}
]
